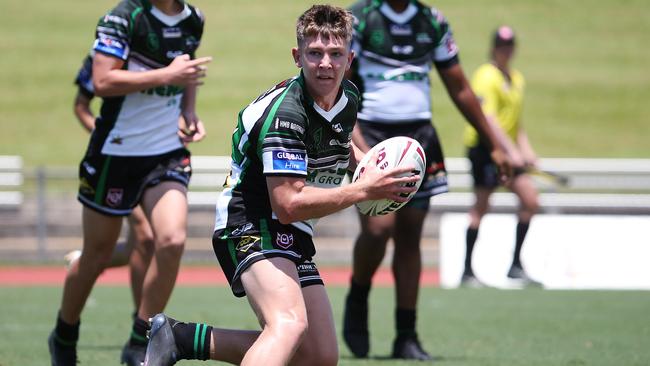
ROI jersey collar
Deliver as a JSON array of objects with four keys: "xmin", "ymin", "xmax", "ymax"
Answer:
[{"xmin": 379, "ymin": 2, "xmax": 418, "ymax": 24}]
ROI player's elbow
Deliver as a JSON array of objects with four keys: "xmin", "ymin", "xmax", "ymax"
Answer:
[
  {"xmin": 272, "ymin": 199, "xmax": 302, "ymax": 225},
  {"xmin": 92, "ymin": 78, "xmax": 113, "ymax": 97}
]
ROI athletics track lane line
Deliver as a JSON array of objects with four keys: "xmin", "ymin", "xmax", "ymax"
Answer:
[{"xmin": 0, "ymin": 266, "xmax": 439, "ymax": 287}]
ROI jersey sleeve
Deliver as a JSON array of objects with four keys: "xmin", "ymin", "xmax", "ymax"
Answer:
[
  {"xmin": 74, "ymin": 56, "xmax": 94, "ymax": 98},
  {"xmin": 260, "ymin": 110, "xmax": 309, "ymax": 178},
  {"xmin": 471, "ymin": 67, "xmax": 499, "ymax": 117},
  {"xmin": 429, "ymin": 7, "xmax": 459, "ymax": 68},
  {"xmin": 93, "ymin": 7, "xmax": 134, "ymax": 61}
]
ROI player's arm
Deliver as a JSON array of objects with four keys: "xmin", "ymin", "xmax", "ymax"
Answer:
[
  {"xmin": 438, "ymin": 64, "xmax": 512, "ymax": 178},
  {"xmin": 178, "ymin": 84, "xmax": 206, "ymax": 144},
  {"xmin": 267, "ymin": 156, "xmax": 418, "ymax": 224},
  {"xmin": 73, "ymin": 92, "xmax": 95, "ymax": 132},
  {"xmin": 516, "ymin": 125, "xmax": 537, "ymax": 167},
  {"xmin": 92, "ymin": 53, "xmax": 212, "ymax": 97}
]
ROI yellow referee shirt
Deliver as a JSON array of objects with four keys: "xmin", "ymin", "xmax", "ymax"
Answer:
[{"xmin": 463, "ymin": 63, "xmax": 525, "ymax": 148}]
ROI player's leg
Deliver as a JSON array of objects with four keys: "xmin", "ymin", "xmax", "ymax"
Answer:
[
  {"xmin": 506, "ymin": 173, "xmax": 539, "ymax": 282},
  {"xmin": 126, "ymin": 204, "xmax": 155, "ymax": 311},
  {"xmin": 289, "ymin": 284, "xmax": 338, "ymax": 366},
  {"xmin": 343, "ymin": 212, "xmax": 395, "ymax": 357},
  {"xmin": 239, "ymin": 257, "xmax": 309, "ymax": 365},
  {"xmin": 389, "ymin": 205, "xmax": 432, "ymax": 360},
  {"xmin": 463, "ymin": 186, "xmax": 493, "ymax": 280},
  {"xmin": 50, "ymin": 207, "xmax": 122, "ymax": 365}
]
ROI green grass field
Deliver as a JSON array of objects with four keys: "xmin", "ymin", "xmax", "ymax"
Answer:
[
  {"xmin": 1, "ymin": 285, "xmax": 649, "ymax": 365},
  {"xmin": 0, "ymin": 0, "xmax": 649, "ymax": 167}
]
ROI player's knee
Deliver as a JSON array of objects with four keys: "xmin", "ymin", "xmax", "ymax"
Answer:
[
  {"xmin": 154, "ymin": 233, "xmax": 185, "ymax": 258},
  {"xmin": 269, "ymin": 315, "xmax": 309, "ymax": 346},
  {"xmin": 361, "ymin": 223, "xmax": 393, "ymax": 243}
]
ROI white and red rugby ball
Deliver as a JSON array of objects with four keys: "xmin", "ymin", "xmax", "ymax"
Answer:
[{"xmin": 352, "ymin": 136, "xmax": 426, "ymax": 216}]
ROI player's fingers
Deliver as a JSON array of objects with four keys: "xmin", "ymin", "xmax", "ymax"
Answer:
[
  {"xmin": 189, "ymin": 56, "xmax": 213, "ymax": 66},
  {"xmin": 385, "ymin": 165, "xmax": 416, "ymax": 177}
]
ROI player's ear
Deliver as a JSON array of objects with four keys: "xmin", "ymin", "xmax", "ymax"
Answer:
[
  {"xmin": 292, "ymin": 47, "xmax": 301, "ymax": 68},
  {"xmin": 346, "ymin": 49, "xmax": 355, "ymax": 71}
]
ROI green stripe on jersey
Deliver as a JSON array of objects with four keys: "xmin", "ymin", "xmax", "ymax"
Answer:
[{"xmin": 256, "ymin": 83, "xmax": 295, "ymax": 160}]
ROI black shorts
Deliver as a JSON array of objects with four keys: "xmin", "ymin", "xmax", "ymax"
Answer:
[
  {"xmin": 357, "ymin": 120, "xmax": 448, "ymax": 209},
  {"xmin": 467, "ymin": 144, "xmax": 524, "ymax": 188},
  {"xmin": 77, "ymin": 148, "xmax": 191, "ymax": 216},
  {"xmin": 213, "ymin": 219, "xmax": 324, "ymax": 297}
]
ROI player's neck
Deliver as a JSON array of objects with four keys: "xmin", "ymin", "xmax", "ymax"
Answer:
[
  {"xmin": 386, "ymin": 0, "xmax": 409, "ymax": 13},
  {"xmin": 310, "ymin": 86, "xmax": 342, "ymax": 111},
  {"xmin": 150, "ymin": 0, "xmax": 183, "ymax": 15}
]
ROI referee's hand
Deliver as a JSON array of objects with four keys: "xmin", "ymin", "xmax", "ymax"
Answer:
[{"xmin": 490, "ymin": 148, "xmax": 513, "ymax": 183}]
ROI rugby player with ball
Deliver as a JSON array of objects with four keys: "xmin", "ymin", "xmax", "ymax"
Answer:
[{"xmin": 143, "ymin": 5, "xmax": 422, "ymax": 366}]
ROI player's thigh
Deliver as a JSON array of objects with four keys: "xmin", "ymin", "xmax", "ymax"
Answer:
[
  {"xmin": 291, "ymin": 284, "xmax": 338, "ymax": 366},
  {"xmin": 358, "ymin": 211, "xmax": 396, "ymax": 239},
  {"xmin": 509, "ymin": 174, "xmax": 538, "ymax": 208},
  {"xmin": 82, "ymin": 206, "xmax": 123, "ymax": 254},
  {"xmin": 241, "ymin": 257, "xmax": 307, "ymax": 329},
  {"xmin": 141, "ymin": 181, "xmax": 188, "ymax": 243}
]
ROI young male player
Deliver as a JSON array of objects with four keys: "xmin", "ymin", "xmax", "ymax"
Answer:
[
  {"xmin": 143, "ymin": 5, "xmax": 420, "ymax": 366},
  {"xmin": 48, "ymin": 0, "xmax": 210, "ymax": 365},
  {"xmin": 343, "ymin": 0, "xmax": 511, "ymax": 360}
]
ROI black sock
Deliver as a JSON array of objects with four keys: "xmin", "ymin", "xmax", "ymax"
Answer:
[
  {"xmin": 395, "ymin": 308, "xmax": 416, "ymax": 338},
  {"xmin": 129, "ymin": 317, "xmax": 150, "ymax": 346},
  {"xmin": 512, "ymin": 221, "xmax": 530, "ymax": 268},
  {"xmin": 464, "ymin": 227, "xmax": 479, "ymax": 275},
  {"xmin": 54, "ymin": 313, "xmax": 80, "ymax": 347},
  {"xmin": 171, "ymin": 320, "xmax": 213, "ymax": 361},
  {"xmin": 347, "ymin": 278, "xmax": 371, "ymax": 303}
]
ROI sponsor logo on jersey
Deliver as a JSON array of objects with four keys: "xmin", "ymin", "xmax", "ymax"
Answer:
[
  {"xmin": 416, "ymin": 33, "xmax": 433, "ymax": 44},
  {"xmin": 390, "ymin": 24, "xmax": 412, "ymax": 36},
  {"xmin": 166, "ymin": 50, "xmax": 184, "ymax": 59},
  {"xmin": 331, "ymin": 123, "xmax": 343, "ymax": 133},
  {"xmin": 274, "ymin": 118, "xmax": 305, "ymax": 134},
  {"xmin": 231, "ymin": 222, "xmax": 254, "ymax": 236},
  {"xmin": 235, "ymin": 235, "xmax": 261, "ymax": 252},
  {"xmin": 329, "ymin": 139, "xmax": 349, "ymax": 148},
  {"xmin": 95, "ymin": 37, "xmax": 127, "ymax": 59},
  {"xmin": 272, "ymin": 151, "xmax": 306, "ymax": 171},
  {"xmin": 276, "ymin": 233, "xmax": 294, "ymax": 249},
  {"xmin": 392, "ymin": 45, "xmax": 414, "ymax": 55},
  {"xmin": 162, "ymin": 27, "xmax": 182, "ymax": 38},
  {"xmin": 109, "ymin": 135, "xmax": 123, "ymax": 145},
  {"xmin": 105, "ymin": 188, "xmax": 123, "ymax": 207},
  {"xmin": 79, "ymin": 178, "xmax": 95, "ymax": 195}
]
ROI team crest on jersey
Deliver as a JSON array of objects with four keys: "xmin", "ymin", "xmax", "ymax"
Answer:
[
  {"xmin": 369, "ymin": 30, "xmax": 385, "ymax": 48},
  {"xmin": 276, "ymin": 233, "xmax": 294, "ymax": 249},
  {"xmin": 105, "ymin": 188, "xmax": 123, "ymax": 207},
  {"xmin": 147, "ymin": 33, "xmax": 160, "ymax": 52}
]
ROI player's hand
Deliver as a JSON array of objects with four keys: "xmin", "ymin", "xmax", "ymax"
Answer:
[
  {"xmin": 178, "ymin": 112, "xmax": 206, "ymax": 145},
  {"xmin": 490, "ymin": 147, "xmax": 513, "ymax": 184},
  {"xmin": 165, "ymin": 54, "xmax": 212, "ymax": 87},
  {"xmin": 356, "ymin": 150, "xmax": 420, "ymax": 202}
]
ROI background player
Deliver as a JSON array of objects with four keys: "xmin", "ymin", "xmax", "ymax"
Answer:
[
  {"xmin": 143, "ymin": 5, "xmax": 420, "ymax": 366},
  {"xmin": 343, "ymin": 0, "xmax": 511, "ymax": 360},
  {"xmin": 48, "ymin": 0, "xmax": 210, "ymax": 365},
  {"xmin": 461, "ymin": 26, "xmax": 540, "ymax": 287},
  {"xmin": 67, "ymin": 54, "xmax": 155, "ymax": 319}
]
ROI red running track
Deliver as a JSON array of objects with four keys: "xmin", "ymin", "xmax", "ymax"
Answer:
[{"xmin": 0, "ymin": 266, "xmax": 439, "ymax": 287}]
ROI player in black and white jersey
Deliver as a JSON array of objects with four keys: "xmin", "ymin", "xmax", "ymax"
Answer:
[
  {"xmin": 48, "ymin": 1, "xmax": 210, "ymax": 365},
  {"xmin": 143, "ymin": 5, "xmax": 419, "ymax": 366},
  {"xmin": 342, "ymin": 0, "xmax": 511, "ymax": 360}
]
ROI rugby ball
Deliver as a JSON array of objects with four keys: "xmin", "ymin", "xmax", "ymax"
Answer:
[{"xmin": 352, "ymin": 136, "xmax": 426, "ymax": 216}]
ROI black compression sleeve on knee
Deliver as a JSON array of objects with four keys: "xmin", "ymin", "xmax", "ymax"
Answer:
[{"xmin": 348, "ymin": 278, "xmax": 371, "ymax": 302}]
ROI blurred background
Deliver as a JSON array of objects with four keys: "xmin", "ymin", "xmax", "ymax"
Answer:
[{"xmin": 1, "ymin": 0, "xmax": 648, "ymax": 265}]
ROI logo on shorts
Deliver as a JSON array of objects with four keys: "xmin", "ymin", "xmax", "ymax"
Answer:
[
  {"xmin": 105, "ymin": 188, "xmax": 123, "ymax": 207},
  {"xmin": 231, "ymin": 223, "xmax": 253, "ymax": 236},
  {"xmin": 276, "ymin": 233, "xmax": 294, "ymax": 249},
  {"xmin": 235, "ymin": 236, "xmax": 261, "ymax": 252}
]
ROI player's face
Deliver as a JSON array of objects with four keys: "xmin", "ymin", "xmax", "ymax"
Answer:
[{"xmin": 293, "ymin": 34, "xmax": 353, "ymax": 105}]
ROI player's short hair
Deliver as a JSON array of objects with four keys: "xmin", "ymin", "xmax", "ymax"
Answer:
[{"xmin": 296, "ymin": 4, "xmax": 353, "ymax": 46}]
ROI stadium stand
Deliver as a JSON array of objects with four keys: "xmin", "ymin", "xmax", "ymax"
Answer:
[{"xmin": 0, "ymin": 155, "xmax": 23, "ymax": 210}]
